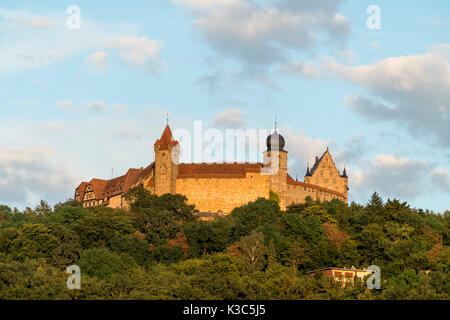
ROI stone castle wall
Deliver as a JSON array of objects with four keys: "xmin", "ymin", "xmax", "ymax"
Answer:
[
  {"xmin": 176, "ymin": 172, "xmax": 270, "ymax": 213},
  {"xmin": 286, "ymin": 183, "xmax": 346, "ymax": 206}
]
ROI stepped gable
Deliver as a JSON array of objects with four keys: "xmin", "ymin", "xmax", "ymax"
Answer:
[
  {"xmin": 287, "ymin": 174, "xmax": 345, "ymax": 198},
  {"xmin": 178, "ymin": 162, "xmax": 263, "ymax": 179}
]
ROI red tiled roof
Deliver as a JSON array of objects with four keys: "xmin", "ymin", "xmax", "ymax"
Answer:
[
  {"xmin": 146, "ymin": 176, "xmax": 155, "ymax": 188},
  {"xmin": 177, "ymin": 162, "xmax": 262, "ymax": 179},
  {"xmin": 77, "ymin": 163, "xmax": 155, "ymax": 201},
  {"xmin": 287, "ymin": 174, "xmax": 346, "ymax": 198},
  {"xmin": 136, "ymin": 162, "xmax": 154, "ymax": 181},
  {"xmin": 75, "ymin": 182, "xmax": 88, "ymax": 200},
  {"xmin": 103, "ymin": 168, "xmax": 142, "ymax": 198},
  {"xmin": 154, "ymin": 125, "xmax": 179, "ymax": 151},
  {"xmin": 90, "ymin": 178, "xmax": 108, "ymax": 199}
]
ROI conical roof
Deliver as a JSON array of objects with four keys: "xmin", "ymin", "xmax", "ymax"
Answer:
[{"xmin": 154, "ymin": 125, "xmax": 179, "ymax": 150}]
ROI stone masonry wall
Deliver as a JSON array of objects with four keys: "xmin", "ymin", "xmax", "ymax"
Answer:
[
  {"xmin": 176, "ymin": 172, "xmax": 270, "ymax": 213},
  {"xmin": 305, "ymin": 151, "xmax": 348, "ymax": 198},
  {"xmin": 286, "ymin": 184, "xmax": 346, "ymax": 207}
]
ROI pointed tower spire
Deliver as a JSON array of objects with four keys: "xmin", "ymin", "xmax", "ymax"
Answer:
[
  {"xmin": 154, "ymin": 122, "xmax": 179, "ymax": 151},
  {"xmin": 341, "ymin": 165, "xmax": 348, "ymax": 178},
  {"xmin": 305, "ymin": 163, "xmax": 311, "ymax": 176},
  {"xmin": 274, "ymin": 115, "xmax": 278, "ymax": 131},
  {"xmin": 166, "ymin": 112, "xmax": 169, "ymax": 125}
]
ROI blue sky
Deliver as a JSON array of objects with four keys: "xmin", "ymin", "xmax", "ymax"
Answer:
[{"xmin": 0, "ymin": 0, "xmax": 449, "ymax": 212}]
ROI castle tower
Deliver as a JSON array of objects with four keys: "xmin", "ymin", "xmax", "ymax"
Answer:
[
  {"xmin": 263, "ymin": 129, "xmax": 288, "ymax": 209},
  {"xmin": 154, "ymin": 124, "xmax": 179, "ymax": 196}
]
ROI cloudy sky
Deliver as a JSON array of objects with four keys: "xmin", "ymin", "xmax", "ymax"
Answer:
[{"xmin": 0, "ymin": 0, "xmax": 449, "ymax": 212}]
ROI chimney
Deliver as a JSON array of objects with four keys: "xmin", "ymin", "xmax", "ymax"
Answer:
[{"xmin": 315, "ymin": 156, "xmax": 319, "ymax": 164}]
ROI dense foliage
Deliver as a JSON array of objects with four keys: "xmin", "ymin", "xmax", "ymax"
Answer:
[{"xmin": 0, "ymin": 190, "xmax": 448, "ymax": 300}]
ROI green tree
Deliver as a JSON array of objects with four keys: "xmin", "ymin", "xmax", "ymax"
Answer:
[
  {"xmin": 34, "ymin": 200, "xmax": 52, "ymax": 216},
  {"xmin": 239, "ymin": 231, "xmax": 267, "ymax": 271},
  {"xmin": 10, "ymin": 224, "xmax": 58, "ymax": 261},
  {"xmin": 75, "ymin": 209, "xmax": 134, "ymax": 248},
  {"xmin": 47, "ymin": 223, "xmax": 82, "ymax": 269},
  {"xmin": 231, "ymin": 198, "xmax": 280, "ymax": 237},
  {"xmin": 184, "ymin": 221, "xmax": 222, "ymax": 257},
  {"xmin": 78, "ymin": 248, "xmax": 135, "ymax": 279},
  {"xmin": 46, "ymin": 205, "xmax": 90, "ymax": 229}
]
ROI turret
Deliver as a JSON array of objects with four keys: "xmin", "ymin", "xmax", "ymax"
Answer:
[
  {"xmin": 154, "ymin": 124, "xmax": 179, "ymax": 195},
  {"xmin": 263, "ymin": 127, "xmax": 288, "ymax": 209}
]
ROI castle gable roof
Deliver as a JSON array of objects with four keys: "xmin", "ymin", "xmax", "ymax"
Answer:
[
  {"xmin": 154, "ymin": 125, "xmax": 179, "ymax": 151},
  {"xmin": 309, "ymin": 148, "xmax": 341, "ymax": 177},
  {"xmin": 178, "ymin": 162, "xmax": 262, "ymax": 179},
  {"xmin": 309, "ymin": 150, "xmax": 327, "ymax": 176}
]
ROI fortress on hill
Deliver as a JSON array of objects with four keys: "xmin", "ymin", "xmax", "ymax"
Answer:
[{"xmin": 75, "ymin": 124, "xmax": 349, "ymax": 213}]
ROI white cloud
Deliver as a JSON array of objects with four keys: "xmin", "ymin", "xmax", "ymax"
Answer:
[
  {"xmin": 0, "ymin": 8, "xmax": 121, "ymax": 74},
  {"xmin": 105, "ymin": 127, "xmax": 142, "ymax": 140},
  {"xmin": 32, "ymin": 122, "xmax": 65, "ymax": 133},
  {"xmin": 0, "ymin": 9, "xmax": 164, "ymax": 75},
  {"xmin": 431, "ymin": 169, "xmax": 450, "ymax": 193},
  {"xmin": 338, "ymin": 49, "xmax": 359, "ymax": 64},
  {"xmin": 212, "ymin": 108, "xmax": 246, "ymax": 128},
  {"xmin": 350, "ymin": 155, "xmax": 433, "ymax": 200},
  {"xmin": 325, "ymin": 44, "xmax": 450, "ymax": 146},
  {"xmin": 283, "ymin": 127, "xmax": 329, "ymax": 167},
  {"xmin": 174, "ymin": 0, "xmax": 239, "ymax": 9},
  {"xmin": 85, "ymin": 101, "xmax": 108, "ymax": 113},
  {"xmin": 333, "ymin": 134, "xmax": 370, "ymax": 166},
  {"xmin": 0, "ymin": 9, "xmax": 53, "ymax": 29},
  {"xmin": 85, "ymin": 51, "xmax": 109, "ymax": 71},
  {"xmin": 113, "ymin": 103, "xmax": 131, "ymax": 111},
  {"xmin": 111, "ymin": 35, "xmax": 164, "ymax": 74},
  {"xmin": 173, "ymin": 0, "xmax": 350, "ymax": 66},
  {"xmin": 55, "ymin": 100, "xmax": 131, "ymax": 113},
  {"xmin": 0, "ymin": 146, "xmax": 80, "ymax": 206},
  {"xmin": 281, "ymin": 60, "xmax": 320, "ymax": 78},
  {"xmin": 4, "ymin": 98, "xmax": 40, "ymax": 107},
  {"xmin": 55, "ymin": 99, "xmax": 77, "ymax": 111},
  {"xmin": 28, "ymin": 17, "xmax": 52, "ymax": 29}
]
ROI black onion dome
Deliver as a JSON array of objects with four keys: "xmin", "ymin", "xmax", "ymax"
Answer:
[{"xmin": 266, "ymin": 130, "xmax": 286, "ymax": 151}]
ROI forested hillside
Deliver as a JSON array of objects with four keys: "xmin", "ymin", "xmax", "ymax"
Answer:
[{"xmin": 0, "ymin": 188, "xmax": 448, "ymax": 300}]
